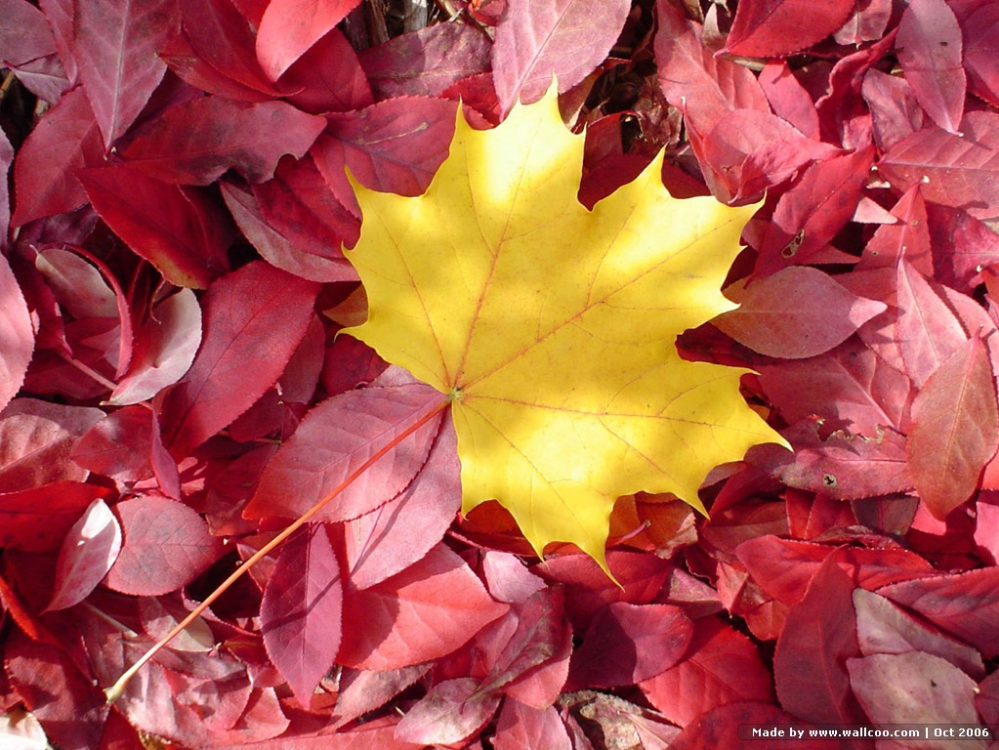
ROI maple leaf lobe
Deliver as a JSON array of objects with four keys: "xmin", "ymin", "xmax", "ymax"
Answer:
[{"xmin": 344, "ymin": 86, "xmax": 787, "ymax": 569}]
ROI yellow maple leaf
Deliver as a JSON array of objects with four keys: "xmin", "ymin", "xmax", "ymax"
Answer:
[{"xmin": 343, "ymin": 86, "xmax": 788, "ymax": 570}]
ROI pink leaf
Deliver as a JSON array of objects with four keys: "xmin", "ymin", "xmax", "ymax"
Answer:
[
  {"xmin": 71, "ymin": 404, "xmax": 155, "ymax": 483},
  {"xmin": 878, "ymin": 110, "xmax": 999, "ymax": 220},
  {"xmin": 0, "ymin": 252, "xmax": 34, "ymax": 414},
  {"xmin": 492, "ymin": 0, "xmax": 631, "ymax": 115},
  {"xmin": 11, "ymin": 86, "xmax": 103, "ymax": 227},
  {"xmin": 394, "ymin": 677, "xmax": 501, "ymax": 746},
  {"xmin": 121, "ymin": 97, "xmax": 326, "ymax": 185},
  {"xmin": 255, "ymin": 0, "xmax": 362, "ymax": 82},
  {"xmin": 261, "ymin": 525, "xmax": 343, "ymax": 706},
  {"xmin": 568, "ymin": 603, "xmax": 693, "ymax": 689},
  {"xmin": 318, "ymin": 97, "xmax": 457, "ymax": 197},
  {"xmin": 79, "ymin": 165, "xmax": 232, "ymax": 288},
  {"xmin": 714, "ymin": 266, "xmax": 886, "ymax": 359},
  {"xmin": 858, "ymin": 185, "xmax": 932, "ymax": 274},
  {"xmin": 723, "ymin": 0, "xmax": 855, "ymax": 57},
  {"xmin": 773, "ymin": 552, "xmax": 866, "ymax": 724},
  {"xmin": 160, "ymin": 262, "xmax": 320, "ymax": 456},
  {"xmin": 848, "ymin": 652, "xmax": 982, "ymax": 729},
  {"xmin": 952, "ymin": 1, "xmax": 999, "ymax": 108},
  {"xmin": 669, "ymin": 702, "xmax": 828, "ymax": 750},
  {"xmin": 338, "ymin": 543, "xmax": 508, "ymax": 670},
  {"xmin": 72, "ymin": 0, "xmax": 177, "ymax": 150},
  {"xmin": 493, "ymin": 701, "xmax": 572, "ymax": 750},
  {"xmin": 0, "ymin": 481, "xmax": 111, "ymax": 552},
  {"xmin": 896, "ymin": 0, "xmax": 966, "ymax": 135},
  {"xmin": 245, "ymin": 380, "xmax": 443, "ymax": 523},
  {"xmin": 907, "ymin": 336, "xmax": 999, "ymax": 519},
  {"xmin": 44, "ymin": 498, "xmax": 122, "ymax": 612},
  {"xmin": 104, "ymin": 495, "xmax": 223, "ymax": 596}
]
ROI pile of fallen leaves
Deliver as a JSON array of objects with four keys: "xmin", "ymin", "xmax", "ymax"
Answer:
[{"xmin": 4, "ymin": 0, "xmax": 999, "ymax": 748}]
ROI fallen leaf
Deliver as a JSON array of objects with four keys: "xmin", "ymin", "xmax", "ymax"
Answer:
[
  {"xmin": 0, "ymin": 252, "xmax": 33, "ymax": 414},
  {"xmin": 723, "ymin": 0, "xmax": 855, "ymax": 57},
  {"xmin": 395, "ymin": 677, "xmax": 501, "ymax": 746},
  {"xmin": 255, "ymin": 0, "xmax": 361, "ymax": 82},
  {"xmin": 44, "ymin": 498, "xmax": 122, "ymax": 612},
  {"xmin": 344, "ymin": 84, "xmax": 786, "ymax": 566},
  {"xmin": 494, "ymin": 700, "xmax": 572, "ymax": 750}
]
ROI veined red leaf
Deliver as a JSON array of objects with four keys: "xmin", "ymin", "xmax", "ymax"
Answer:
[
  {"xmin": 255, "ymin": 0, "xmax": 362, "ymax": 82},
  {"xmin": 654, "ymin": 1, "xmax": 769, "ymax": 134},
  {"xmin": 714, "ymin": 266, "xmax": 886, "ymax": 359},
  {"xmin": 104, "ymin": 495, "xmax": 223, "ymax": 596},
  {"xmin": 331, "ymin": 665, "xmax": 430, "ymax": 729},
  {"xmin": 877, "ymin": 110, "xmax": 999, "ymax": 219},
  {"xmin": 568, "ymin": 603, "xmax": 693, "ymax": 689},
  {"xmin": 638, "ymin": 617, "xmax": 773, "ymax": 726},
  {"xmin": 853, "ymin": 588, "xmax": 984, "ymax": 677},
  {"xmin": 72, "ymin": 0, "xmax": 177, "ymax": 150},
  {"xmin": 121, "ymin": 98, "xmax": 326, "ymax": 185},
  {"xmin": 0, "ymin": 252, "xmax": 33, "ymax": 414},
  {"xmin": 481, "ymin": 587, "xmax": 566, "ymax": 693},
  {"xmin": 359, "ymin": 23, "xmax": 491, "ymax": 100},
  {"xmin": 261, "ymin": 525, "xmax": 343, "ymax": 706},
  {"xmin": 79, "ymin": 166, "xmax": 232, "ymax": 288},
  {"xmin": 343, "ymin": 417, "xmax": 460, "ymax": 589},
  {"xmin": 494, "ymin": 701, "xmax": 571, "ymax": 750},
  {"xmin": 773, "ymin": 552, "xmax": 866, "ymax": 724},
  {"xmin": 0, "ymin": 398, "xmax": 103, "ymax": 492},
  {"xmin": 928, "ymin": 204, "xmax": 999, "ymax": 292},
  {"xmin": 11, "ymin": 86, "xmax": 103, "ymax": 227},
  {"xmin": 110, "ymin": 288, "xmax": 202, "ymax": 405},
  {"xmin": 160, "ymin": 262, "xmax": 320, "ymax": 456},
  {"xmin": 319, "ymin": 97, "xmax": 457, "ymax": 197},
  {"xmin": 337, "ymin": 543, "xmax": 508, "ymax": 670},
  {"xmin": 723, "ymin": 0, "xmax": 855, "ymax": 57},
  {"xmin": 859, "ymin": 185, "xmax": 932, "ymax": 273},
  {"xmin": 907, "ymin": 336, "xmax": 999, "ymax": 518},
  {"xmin": 245, "ymin": 380, "xmax": 443, "ymax": 523},
  {"xmin": 220, "ymin": 179, "xmax": 358, "ymax": 283},
  {"xmin": 71, "ymin": 405, "xmax": 155, "ymax": 483},
  {"xmin": 44, "ymin": 498, "xmax": 121, "ymax": 612},
  {"xmin": 758, "ymin": 62, "xmax": 821, "ymax": 139},
  {"xmin": 492, "ymin": 0, "xmax": 630, "ymax": 115},
  {"xmin": 395, "ymin": 677, "xmax": 501, "ymax": 746},
  {"xmin": 952, "ymin": 0, "xmax": 999, "ymax": 108},
  {"xmin": 848, "ymin": 652, "xmax": 983, "ymax": 731},
  {"xmin": 896, "ymin": 0, "xmax": 965, "ymax": 135},
  {"xmin": 0, "ymin": 481, "xmax": 111, "ymax": 552}
]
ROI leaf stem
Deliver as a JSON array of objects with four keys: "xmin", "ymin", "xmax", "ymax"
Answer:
[{"xmin": 104, "ymin": 396, "xmax": 450, "ymax": 704}]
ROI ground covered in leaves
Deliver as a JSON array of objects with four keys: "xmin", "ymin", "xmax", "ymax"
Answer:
[{"xmin": 3, "ymin": 0, "xmax": 999, "ymax": 748}]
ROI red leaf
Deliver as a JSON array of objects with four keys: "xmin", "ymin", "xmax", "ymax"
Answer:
[
  {"xmin": 318, "ymin": 97, "xmax": 457, "ymax": 197},
  {"xmin": 878, "ymin": 110, "xmax": 999, "ymax": 219},
  {"xmin": 639, "ymin": 617, "xmax": 773, "ymax": 726},
  {"xmin": 896, "ymin": 0, "xmax": 966, "ymax": 135},
  {"xmin": 331, "ymin": 664, "xmax": 429, "ymax": 728},
  {"xmin": 246, "ymin": 380, "xmax": 443, "ymax": 522},
  {"xmin": 773, "ymin": 551, "xmax": 866, "ymax": 724},
  {"xmin": 714, "ymin": 266, "xmax": 886, "ymax": 359},
  {"xmin": 724, "ymin": 0, "xmax": 855, "ymax": 57},
  {"xmin": 0, "ymin": 481, "xmax": 111, "ymax": 552},
  {"xmin": 481, "ymin": 587, "xmax": 567, "ymax": 692},
  {"xmin": 104, "ymin": 495, "xmax": 223, "ymax": 596},
  {"xmin": 359, "ymin": 23, "xmax": 492, "ymax": 100},
  {"xmin": 853, "ymin": 588, "xmax": 984, "ymax": 678},
  {"xmin": 79, "ymin": 166, "xmax": 232, "ymax": 288},
  {"xmin": 281, "ymin": 28, "xmax": 373, "ymax": 114},
  {"xmin": 669, "ymin": 702, "xmax": 829, "ymax": 750},
  {"xmin": 0, "ymin": 398, "xmax": 103, "ymax": 492},
  {"xmin": 848, "ymin": 652, "xmax": 982, "ymax": 728},
  {"xmin": 72, "ymin": 0, "xmax": 177, "ymax": 150},
  {"xmin": 11, "ymin": 86, "xmax": 104, "ymax": 227},
  {"xmin": 338, "ymin": 543, "xmax": 508, "ymax": 670},
  {"xmin": 160, "ymin": 262, "xmax": 320, "ymax": 456},
  {"xmin": 568, "ymin": 603, "xmax": 693, "ymax": 689},
  {"xmin": 880, "ymin": 568, "xmax": 999, "ymax": 658},
  {"xmin": 494, "ymin": 700, "xmax": 572, "ymax": 750},
  {"xmin": 952, "ymin": 1, "xmax": 999, "ymax": 108},
  {"xmin": 261, "ymin": 525, "xmax": 343, "ymax": 706},
  {"xmin": 654, "ymin": 1, "xmax": 769, "ymax": 134},
  {"xmin": 44, "ymin": 498, "xmax": 122, "ymax": 612},
  {"xmin": 0, "ymin": 0, "xmax": 58, "ymax": 68},
  {"xmin": 758, "ymin": 62, "xmax": 821, "ymax": 140},
  {"xmin": 110, "ymin": 288, "xmax": 202, "ymax": 405},
  {"xmin": 492, "ymin": 0, "xmax": 631, "ymax": 115},
  {"xmin": 0, "ymin": 252, "xmax": 34, "ymax": 414},
  {"xmin": 255, "ymin": 0, "xmax": 362, "ymax": 82},
  {"xmin": 907, "ymin": 336, "xmax": 999, "ymax": 518},
  {"xmin": 928, "ymin": 204, "xmax": 999, "ymax": 292},
  {"xmin": 858, "ymin": 185, "xmax": 932, "ymax": 274},
  {"xmin": 862, "ymin": 67, "xmax": 925, "ymax": 151},
  {"xmin": 343, "ymin": 417, "xmax": 460, "ymax": 589},
  {"xmin": 72, "ymin": 405, "xmax": 154, "ymax": 483},
  {"xmin": 758, "ymin": 339, "xmax": 912, "ymax": 435},
  {"xmin": 121, "ymin": 98, "xmax": 326, "ymax": 185},
  {"xmin": 221, "ymin": 179, "xmax": 358, "ymax": 283},
  {"xmin": 394, "ymin": 677, "xmax": 501, "ymax": 746},
  {"xmin": 834, "ymin": 0, "xmax": 892, "ymax": 45}
]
